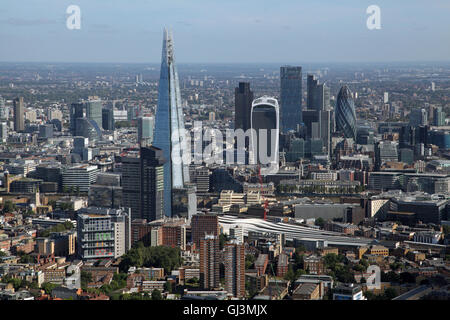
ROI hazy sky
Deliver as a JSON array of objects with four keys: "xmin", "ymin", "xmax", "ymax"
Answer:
[{"xmin": 0, "ymin": 0, "xmax": 449, "ymax": 63}]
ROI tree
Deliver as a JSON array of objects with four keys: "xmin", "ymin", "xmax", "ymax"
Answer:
[
  {"xmin": 245, "ymin": 254, "xmax": 256, "ymax": 270},
  {"xmin": 314, "ymin": 218, "xmax": 325, "ymax": 228},
  {"xmin": 186, "ymin": 277, "xmax": 199, "ymax": 285},
  {"xmin": 219, "ymin": 233, "xmax": 228, "ymax": 250},
  {"xmin": 81, "ymin": 271, "xmax": 93, "ymax": 290},
  {"xmin": 399, "ymin": 272, "xmax": 416, "ymax": 284},
  {"xmin": 39, "ymin": 221, "xmax": 73, "ymax": 237},
  {"xmin": 295, "ymin": 245, "xmax": 306, "ymax": 254},
  {"xmin": 41, "ymin": 282, "xmax": 58, "ymax": 295},
  {"xmin": 3, "ymin": 200, "xmax": 16, "ymax": 213},
  {"xmin": 119, "ymin": 245, "xmax": 182, "ymax": 273},
  {"xmin": 284, "ymin": 265, "xmax": 296, "ymax": 282},
  {"xmin": 151, "ymin": 289, "xmax": 162, "ymax": 300},
  {"xmin": 18, "ymin": 252, "xmax": 34, "ymax": 264},
  {"xmin": 383, "ymin": 287, "xmax": 398, "ymax": 300},
  {"xmin": 164, "ymin": 281, "xmax": 173, "ymax": 293},
  {"xmin": 353, "ymin": 264, "xmax": 365, "ymax": 272},
  {"xmin": 48, "ymin": 200, "xmax": 57, "ymax": 208},
  {"xmin": 359, "ymin": 259, "xmax": 369, "ymax": 269}
]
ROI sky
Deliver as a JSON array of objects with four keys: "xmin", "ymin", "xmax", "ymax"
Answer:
[{"xmin": 0, "ymin": 0, "xmax": 449, "ymax": 63}]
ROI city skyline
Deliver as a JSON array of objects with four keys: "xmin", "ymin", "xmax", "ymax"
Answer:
[{"xmin": 0, "ymin": 1, "xmax": 449, "ymax": 305}]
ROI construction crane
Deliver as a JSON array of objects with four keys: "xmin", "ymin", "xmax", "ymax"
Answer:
[{"xmin": 258, "ymin": 166, "xmax": 269, "ymax": 221}]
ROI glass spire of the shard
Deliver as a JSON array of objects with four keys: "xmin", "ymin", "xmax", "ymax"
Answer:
[{"xmin": 153, "ymin": 28, "xmax": 190, "ymax": 217}]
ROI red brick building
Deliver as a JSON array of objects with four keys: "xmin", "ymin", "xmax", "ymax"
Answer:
[
  {"xmin": 277, "ymin": 253, "xmax": 289, "ymax": 278},
  {"xmin": 191, "ymin": 214, "xmax": 219, "ymax": 248}
]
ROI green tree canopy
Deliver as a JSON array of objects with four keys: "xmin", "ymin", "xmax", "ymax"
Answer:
[
  {"xmin": 151, "ymin": 289, "xmax": 162, "ymax": 300},
  {"xmin": 119, "ymin": 245, "xmax": 182, "ymax": 273}
]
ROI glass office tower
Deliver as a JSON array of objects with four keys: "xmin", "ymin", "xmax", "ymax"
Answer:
[
  {"xmin": 336, "ymin": 85, "xmax": 357, "ymax": 140},
  {"xmin": 138, "ymin": 116, "xmax": 155, "ymax": 145},
  {"xmin": 280, "ymin": 66, "xmax": 302, "ymax": 133},
  {"xmin": 153, "ymin": 29, "xmax": 190, "ymax": 217},
  {"xmin": 250, "ymin": 96, "xmax": 279, "ymax": 171}
]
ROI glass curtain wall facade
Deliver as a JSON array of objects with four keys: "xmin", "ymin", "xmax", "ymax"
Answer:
[
  {"xmin": 336, "ymin": 86, "xmax": 357, "ymax": 140},
  {"xmin": 250, "ymin": 96, "xmax": 279, "ymax": 167},
  {"xmin": 153, "ymin": 29, "xmax": 190, "ymax": 217},
  {"xmin": 280, "ymin": 66, "xmax": 302, "ymax": 133}
]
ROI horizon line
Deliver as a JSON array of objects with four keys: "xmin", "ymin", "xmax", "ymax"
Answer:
[{"xmin": 1, "ymin": 60, "xmax": 450, "ymax": 65}]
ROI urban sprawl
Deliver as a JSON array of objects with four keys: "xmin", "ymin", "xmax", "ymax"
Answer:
[{"xmin": 0, "ymin": 30, "xmax": 449, "ymax": 301}]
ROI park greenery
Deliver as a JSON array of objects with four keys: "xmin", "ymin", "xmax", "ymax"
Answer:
[
  {"xmin": 245, "ymin": 254, "xmax": 256, "ymax": 270},
  {"xmin": 119, "ymin": 244, "xmax": 182, "ymax": 273},
  {"xmin": 39, "ymin": 221, "xmax": 74, "ymax": 237},
  {"xmin": 314, "ymin": 217, "xmax": 325, "ymax": 228},
  {"xmin": 364, "ymin": 287, "xmax": 398, "ymax": 300},
  {"xmin": 323, "ymin": 253, "xmax": 355, "ymax": 283},
  {"xmin": 17, "ymin": 251, "xmax": 34, "ymax": 264},
  {"xmin": 284, "ymin": 246, "xmax": 308, "ymax": 282},
  {"xmin": 1, "ymin": 275, "xmax": 39, "ymax": 291},
  {"xmin": 2, "ymin": 200, "xmax": 17, "ymax": 213}
]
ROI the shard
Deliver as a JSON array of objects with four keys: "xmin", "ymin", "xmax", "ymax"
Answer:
[{"xmin": 153, "ymin": 28, "xmax": 190, "ymax": 217}]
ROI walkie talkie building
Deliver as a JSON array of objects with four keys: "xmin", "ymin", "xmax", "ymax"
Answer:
[
  {"xmin": 153, "ymin": 29, "xmax": 190, "ymax": 217},
  {"xmin": 336, "ymin": 85, "xmax": 357, "ymax": 141}
]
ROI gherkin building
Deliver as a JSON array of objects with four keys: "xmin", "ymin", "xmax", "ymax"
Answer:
[{"xmin": 335, "ymin": 85, "xmax": 357, "ymax": 140}]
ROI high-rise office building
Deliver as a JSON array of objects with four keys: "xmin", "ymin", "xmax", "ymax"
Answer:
[
  {"xmin": 320, "ymin": 110, "xmax": 333, "ymax": 156},
  {"xmin": 199, "ymin": 235, "xmax": 220, "ymax": 290},
  {"xmin": 62, "ymin": 164, "xmax": 99, "ymax": 193},
  {"xmin": 335, "ymin": 86, "xmax": 357, "ymax": 140},
  {"xmin": 375, "ymin": 141, "xmax": 399, "ymax": 169},
  {"xmin": 122, "ymin": 155, "xmax": 141, "ymax": 221},
  {"xmin": 307, "ymin": 74, "xmax": 330, "ymax": 111},
  {"xmin": 122, "ymin": 147, "xmax": 166, "ymax": 222},
  {"xmin": 140, "ymin": 146, "xmax": 165, "ymax": 222},
  {"xmin": 38, "ymin": 124, "xmax": 54, "ymax": 139},
  {"xmin": 0, "ymin": 96, "xmax": 8, "ymax": 120},
  {"xmin": 280, "ymin": 66, "xmax": 302, "ymax": 132},
  {"xmin": 70, "ymin": 101, "xmax": 103, "ymax": 141},
  {"xmin": 102, "ymin": 108, "xmax": 115, "ymax": 131},
  {"xmin": 138, "ymin": 116, "xmax": 155, "ymax": 146},
  {"xmin": 302, "ymin": 110, "xmax": 321, "ymax": 139},
  {"xmin": 75, "ymin": 118, "xmax": 102, "ymax": 142},
  {"xmin": 234, "ymin": 82, "xmax": 254, "ymax": 132},
  {"xmin": 70, "ymin": 102, "xmax": 85, "ymax": 135},
  {"xmin": 153, "ymin": 29, "xmax": 190, "ymax": 217},
  {"xmin": 250, "ymin": 96, "xmax": 279, "ymax": 165},
  {"xmin": 13, "ymin": 97, "xmax": 25, "ymax": 132},
  {"xmin": 224, "ymin": 240, "xmax": 245, "ymax": 298},
  {"xmin": 0, "ymin": 122, "xmax": 7, "ymax": 143},
  {"xmin": 86, "ymin": 98, "xmax": 103, "ymax": 129},
  {"xmin": 433, "ymin": 107, "xmax": 445, "ymax": 126},
  {"xmin": 172, "ymin": 184, "xmax": 197, "ymax": 220},
  {"xmin": 409, "ymin": 108, "xmax": 428, "ymax": 127},
  {"xmin": 191, "ymin": 213, "xmax": 219, "ymax": 248}
]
